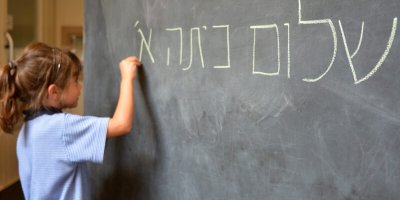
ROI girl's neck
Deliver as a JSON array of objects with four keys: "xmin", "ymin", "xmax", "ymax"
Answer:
[
  {"xmin": 24, "ymin": 107, "xmax": 63, "ymax": 121},
  {"xmin": 43, "ymin": 96, "xmax": 63, "ymax": 110}
]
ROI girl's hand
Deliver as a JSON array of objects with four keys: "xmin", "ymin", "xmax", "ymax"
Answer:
[{"xmin": 119, "ymin": 56, "xmax": 142, "ymax": 80}]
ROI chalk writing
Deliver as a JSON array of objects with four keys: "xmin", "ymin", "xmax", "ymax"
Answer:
[
  {"xmin": 212, "ymin": 25, "xmax": 231, "ymax": 69},
  {"xmin": 166, "ymin": 28, "xmax": 183, "ymax": 65},
  {"xmin": 133, "ymin": 0, "xmax": 397, "ymax": 85},
  {"xmin": 350, "ymin": 22, "xmax": 364, "ymax": 59},
  {"xmin": 339, "ymin": 18, "xmax": 398, "ymax": 84},
  {"xmin": 298, "ymin": 0, "xmax": 338, "ymax": 82},
  {"xmin": 183, "ymin": 27, "xmax": 205, "ymax": 70},
  {"xmin": 135, "ymin": 21, "xmax": 155, "ymax": 63},
  {"xmin": 284, "ymin": 23, "xmax": 291, "ymax": 79},
  {"xmin": 250, "ymin": 24, "xmax": 281, "ymax": 76}
]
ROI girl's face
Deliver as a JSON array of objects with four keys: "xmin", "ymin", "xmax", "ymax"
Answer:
[{"xmin": 60, "ymin": 75, "xmax": 81, "ymax": 109}]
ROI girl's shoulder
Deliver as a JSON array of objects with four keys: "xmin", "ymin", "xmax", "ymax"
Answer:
[{"xmin": 62, "ymin": 113, "xmax": 109, "ymax": 130}]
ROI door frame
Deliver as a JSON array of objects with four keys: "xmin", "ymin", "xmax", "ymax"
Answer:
[{"xmin": 0, "ymin": 0, "xmax": 7, "ymax": 64}]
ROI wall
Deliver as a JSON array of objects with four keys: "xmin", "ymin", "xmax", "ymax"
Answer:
[
  {"xmin": 0, "ymin": 0, "xmax": 83, "ymax": 191},
  {"xmin": 0, "ymin": 0, "xmax": 6, "ymax": 63},
  {"xmin": 56, "ymin": 0, "xmax": 83, "ymax": 49},
  {"xmin": 0, "ymin": 0, "xmax": 19, "ymax": 191},
  {"xmin": 0, "ymin": 133, "xmax": 19, "ymax": 191},
  {"xmin": 56, "ymin": 0, "xmax": 84, "ymax": 115},
  {"xmin": 37, "ymin": 0, "xmax": 56, "ymax": 46},
  {"xmin": 8, "ymin": 0, "xmax": 36, "ymax": 47}
]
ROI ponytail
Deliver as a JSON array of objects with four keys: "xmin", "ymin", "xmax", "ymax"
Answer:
[
  {"xmin": 0, "ymin": 62, "xmax": 22, "ymax": 133},
  {"xmin": 0, "ymin": 42, "xmax": 82, "ymax": 134}
]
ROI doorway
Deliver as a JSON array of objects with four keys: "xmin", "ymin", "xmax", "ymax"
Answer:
[{"xmin": 4, "ymin": 0, "xmax": 37, "ymax": 61}]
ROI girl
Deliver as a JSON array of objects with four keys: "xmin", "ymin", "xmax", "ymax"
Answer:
[{"xmin": 0, "ymin": 42, "xmax": 141, "ymax": 200}]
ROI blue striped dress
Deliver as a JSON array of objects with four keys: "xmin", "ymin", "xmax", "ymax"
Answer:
[{"xmin": 17, "ymin": 112, "xmax": 109, "ymax": 200}]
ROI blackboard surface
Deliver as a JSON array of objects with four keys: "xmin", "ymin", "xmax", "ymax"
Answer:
[{"xmin": 84, "ymin": 0, "xmax": 400, "ymax": 199}]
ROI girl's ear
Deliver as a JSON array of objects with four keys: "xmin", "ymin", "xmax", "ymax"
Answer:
[{"xmin": 47, "ymin": 84, "xmax": 62, "ymax": 101}]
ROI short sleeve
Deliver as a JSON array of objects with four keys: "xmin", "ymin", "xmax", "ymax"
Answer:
[{"xmin": 62, "ymin": 113, "xmax": 109, "ymax": 163}]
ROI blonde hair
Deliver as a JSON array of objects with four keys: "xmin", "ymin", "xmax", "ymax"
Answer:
[{"xmin": 0, "ymin": 42, "xmax": 82, "ymax": 133}]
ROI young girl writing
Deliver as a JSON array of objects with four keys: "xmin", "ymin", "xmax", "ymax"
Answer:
[{"xmin": 0, "ymin": 42, "xmax": 141, "ymax": 199}]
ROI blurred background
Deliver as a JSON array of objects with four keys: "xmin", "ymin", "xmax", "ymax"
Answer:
[{"xmin": 0, "ymin": 0, "xmax": 83, "ymax": 198}]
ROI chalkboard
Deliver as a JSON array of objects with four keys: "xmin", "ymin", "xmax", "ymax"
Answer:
[{"xmin": 84, "ymin": 0, "xmax": 400, "ymax": 199}]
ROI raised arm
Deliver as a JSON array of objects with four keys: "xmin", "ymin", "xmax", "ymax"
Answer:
[{"xmin": 107, "ymin": 56, "xmax": 141, "ymax": 138}]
